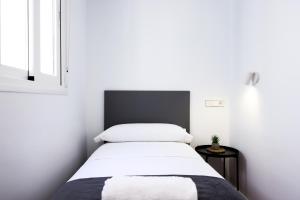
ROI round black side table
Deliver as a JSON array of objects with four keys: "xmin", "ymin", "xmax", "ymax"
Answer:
[{"xmin": 195, "ymin": 145, "xmax": 240, "ymax": 190}]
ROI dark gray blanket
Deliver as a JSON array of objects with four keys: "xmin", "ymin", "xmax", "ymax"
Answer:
[{"xmin": 53, "ymin": 175, "xmax": 246, "ymax": 200}]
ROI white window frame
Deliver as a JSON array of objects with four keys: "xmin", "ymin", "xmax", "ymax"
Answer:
[{"xmin": 0, "ymin": 0, "xmax": 69, "ymax": 95}]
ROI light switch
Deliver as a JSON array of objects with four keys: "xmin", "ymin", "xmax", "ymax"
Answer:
[{"xmin": 205, "ymin": 99, "xmax": 225, "ymax": 107}]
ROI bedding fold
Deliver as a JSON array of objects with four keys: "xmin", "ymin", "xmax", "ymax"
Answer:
[{"xmin": 101, "ymin": 176, "xmax": 197, "ymax": 200}]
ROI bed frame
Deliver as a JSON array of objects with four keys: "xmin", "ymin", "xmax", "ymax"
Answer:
[{"xmin": 104, "ymin": 90, "xmax": 190, "ymax": 132}]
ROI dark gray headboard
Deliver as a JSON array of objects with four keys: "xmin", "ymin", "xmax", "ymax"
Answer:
[{"xmin": 104, "ymin": 90, "xmax": 190, "ymax": 132}]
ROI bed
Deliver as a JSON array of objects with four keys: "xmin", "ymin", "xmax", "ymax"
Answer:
[{"xmin": 53, "ymin": 91, "xmax": 245, "ymax": 200}]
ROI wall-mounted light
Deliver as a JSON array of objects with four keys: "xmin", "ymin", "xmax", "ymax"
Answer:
[{"xmin": 246, "ymin": 72, "xmax": 260, "ymax": 86}]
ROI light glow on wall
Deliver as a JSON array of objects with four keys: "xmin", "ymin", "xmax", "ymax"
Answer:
[{"xmin": 240, "ymin": 86, "xmax": 262, "ymax": 123}]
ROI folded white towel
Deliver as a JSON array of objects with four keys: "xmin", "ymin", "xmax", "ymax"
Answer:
[{"xmin": 101, "ymin": 176, "xmax": 198, "ymax": 200}]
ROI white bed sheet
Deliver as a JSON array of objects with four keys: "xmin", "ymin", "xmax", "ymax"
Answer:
[{"xmin": 69, "ymin": 142, "xmax": 222, "ymax": 181}]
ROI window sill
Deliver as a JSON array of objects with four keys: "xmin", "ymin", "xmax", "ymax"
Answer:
[{"xmin": 0, "ymin": 84, "xmax": 68, "ymax": 95}]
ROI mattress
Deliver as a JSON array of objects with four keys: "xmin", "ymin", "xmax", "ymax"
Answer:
[
  {"xmin": 69, "ymin": 142, "xmax": 222, "ymax": 181},
  {"xmin": 53, "ymin": 142, "xmax": 245, "ymax": 200}
]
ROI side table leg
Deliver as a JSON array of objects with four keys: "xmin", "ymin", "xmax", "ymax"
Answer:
[
  {"xmin": 236, "ymin": 156, "xmax": 239, "ymax": 190},
  {"xmin": 223, "ymin": 158, "xmax": 226, "ymax": 177}
]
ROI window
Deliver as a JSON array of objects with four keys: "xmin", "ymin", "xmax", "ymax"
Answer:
[{"xmin": 0, "ymin": 0, "xmax": 68, "ymax": 94}]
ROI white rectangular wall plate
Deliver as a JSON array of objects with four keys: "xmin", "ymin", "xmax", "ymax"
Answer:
[{"xmin": 205, "ymin": 99, "xmax": 225, "ymax": 107}]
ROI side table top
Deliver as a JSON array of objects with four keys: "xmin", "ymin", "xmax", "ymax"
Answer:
[{"xmin": 195, "ymin": 145, "xmax": 239, "ymax": 158}]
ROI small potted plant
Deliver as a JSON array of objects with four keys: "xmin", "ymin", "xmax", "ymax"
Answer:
[{"xmin": 211, "ymin": 135, "xmax": 220, "ymax": 150}]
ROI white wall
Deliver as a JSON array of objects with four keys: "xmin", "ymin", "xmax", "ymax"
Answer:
[
  {"xmin": 231, "ymin": 0, "xmax": 300, "ymax": 199},
  {"xmin": 2, "ymin": 0, "xmax": 298, "ymax": 199},
  {"xmin": 0, "ymin": 0, "xmax": 87, "ymax": 199},
  {"xmin": 86, "ymin": 0, "xmax": 235, "ymax": 155}
]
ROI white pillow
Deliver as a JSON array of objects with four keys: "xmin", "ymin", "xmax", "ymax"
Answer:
[{"xmin": 94, "ymin": 123, "xmax": 193, "ymax": 143}]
